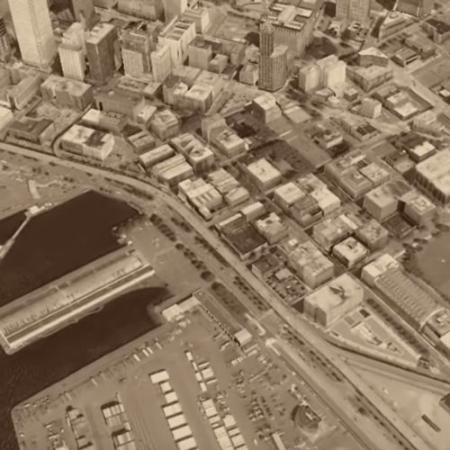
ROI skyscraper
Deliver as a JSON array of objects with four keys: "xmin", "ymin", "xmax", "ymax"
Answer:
[
  {"xmin": 298, "ymin": 64, "xmax": 321, "ymax": 93},
  {"xmin": 86, "ymin": 23, "xmax": 117, "ymax": 85},
  {"xmin": 0, "ymin": 17, "xmax": 11, "ymax": 63},
  {"xmin": 159, "ymin": 15, "xmax": 196, "ymax": 67},
  {"xmin": 151, "ymin": 44, "xmax": 172, "ymax": 82},
  {"xmin": 8, "ymin": 0, "xmax": 56, "ymax": 69},
  {"xmin": 121, "ymin": 29, "xmax": 153, "ymax": 78},
  {"xmin": 68, "ymin": 0, "xmax": 96, "ymax": 29},
  {"xmin": 336, "ymin": 0, "xmax": 371, "ymax": 23},
  {"xmin": 259, "ymin": 21, "xmax": 288, "ymax": 92},
  {"xmin": 162, "ymin": 0, "xmax": 187, "ymax": 22},
  {"xmin": 59, "ymin": 23, "xmax": 86, "ymax": 81}
]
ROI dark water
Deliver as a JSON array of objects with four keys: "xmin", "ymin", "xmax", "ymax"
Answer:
[
  {"xmin": 0, "ymin": 287, "xmax": 168, "ymax": 450},
  {"xmin": 0, "ymin": 210, "xmax": 26, "ymax": 246},
  {"xmin": 0, "ymin": 190, "xmax": 166, "ymax": 448},
  {"xmin": 0, "ymin": 190, "xmax": 139, "ymax": 305}
]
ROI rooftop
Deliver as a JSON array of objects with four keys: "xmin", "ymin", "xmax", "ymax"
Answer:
[
  {"xmin": 86, "ymin": 23, "xmax": 115, "ymax": 45},
  {"xmin": 151, "ymin": 109, "xmax": 179, "ymax": 126},
  {"xmin": 305, "ymin": 274, "xmax": 365, "ymax": 315},
  {"xmin": 283, "ymin": 238, "xmax": 334, "ymax": 275},
  {"xmin": 333, "ymin": 237, "xmax": 368, "ymax": 261},
  {"xmin": 362, "ymin": 254, "xmax": 443, "ymax": 328},
  {"xmin": 253, "ymin": 93, "xmax": 278, "ymax": 111},
  {"xmin": 41, "ymin": 75, "xmax": 92, "ymax": 96},
  {"xmin": 219, "ymin": 215, "xmax": 266, "ymax": 256},
  {"xmin": 62, "ymin": 125, "xmax": 112, "ymax": 149},
  {"xmin": 365, "ymin": 179, "xmax": 412, "ymax": 206},
  {"xmin": 247, "ymin": 158, "xmax": 281, "ymax": 184},
  {"xmin": 358, "ymin": 47, "xmax": 388, "ymax": 59},
  {"xmin": 415, "ymin": 150, "xmax": 450, "ymax": 196}
]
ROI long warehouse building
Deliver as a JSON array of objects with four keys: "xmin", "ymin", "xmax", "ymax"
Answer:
[{"xmin": 0, "ymin": 248, "xmax": 155, "ymax": 354}]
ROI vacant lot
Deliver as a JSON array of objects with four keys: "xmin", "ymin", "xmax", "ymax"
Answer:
[
  {"xmin": 413, "ymin": 57, "xmax": 450, "ymax": 88},
  {"xmin": 414, "ymin": 231, "xmax": 450, "ymax": 300}
]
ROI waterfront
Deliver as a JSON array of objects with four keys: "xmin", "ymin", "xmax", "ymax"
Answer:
[
  {"xmin": 0, "ymin": 189, "xmax": 165, "ymax": 449},
  {"xmin": 0, "ymin": 190, "xmax": 139, "ymax": 305},
  {"xmin": 0, "ymin": 286, "xmax": 168, "ymax": 450}
]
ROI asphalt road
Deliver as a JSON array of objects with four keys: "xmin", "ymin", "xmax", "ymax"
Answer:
[{"xmin": 0, "ymin": 141, "xmax": 432, "ymax": 450}]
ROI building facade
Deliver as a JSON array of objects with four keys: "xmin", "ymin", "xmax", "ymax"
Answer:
[
  {"xmin": 8, "ymin": 0, "xmax": 56, "ymax": 69},
  {"xmin": 159, "ymin": 16, "xmax": 197, "ymax": 67},
  {"xmin": 336, "ymin": 0, "xmax": 371, "ymax": 23},
  {"xmin": 59, "ymin": 23, "xmax": 87, "ymax": 81},
  {"xmin": 0, "ymin": 17, "xmax": 11, "ymax": 62},
  {"xmin": 86, "ymin": 23, "xmax": 117, "ymax": 85},
  {"xmin": 68, "ymin": 0, "xmax": 96, "ymax": 28},
  {"xmin": 259, "ymin": 21, "xmax": 288, "ymax": 92},
  {"xmin": 121, "ymin": 29, "xmax": 152, "ymax": 78},
  {"xmin": 151, "ymin": 44, "xmax": 172, "ymax": 82},
  {"xmin": 162, "ymin": 0, "xmax": 187, "ymax": 22}
]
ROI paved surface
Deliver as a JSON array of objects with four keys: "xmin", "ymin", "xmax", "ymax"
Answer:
[{"xmin": 0, "ymin": 141, "xmax": 432, "ymax": 450}]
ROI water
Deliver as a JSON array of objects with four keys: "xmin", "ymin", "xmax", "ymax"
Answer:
[
  {"xmin": 0, "ymin": 190, "xmax": 140, "ymax": 305},
  {"xmin": 0, "ymin": 190, "xmax": 167, "ymax": 448},
  {"xmin": 0, "ymin": 287, "xmax": 168, "ymax": 450}
]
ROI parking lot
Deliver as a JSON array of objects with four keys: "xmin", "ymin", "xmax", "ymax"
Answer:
[{"xmin": 13, "ymin": 286, "xmax": 368, "ymax": 450}]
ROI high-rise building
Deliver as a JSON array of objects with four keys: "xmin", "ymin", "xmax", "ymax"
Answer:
[
  {"xmin": 159, "ymin": 15, "xmax": 196, "ymax": 66},
  {"xmin": 121, "ymin": 29, "xmax": 152, "ymax": 78},
  {"xmin": 0, "ymin": 17, "xmax": 11, "ymax": 63},
  {"xmin": 118, "ymin": 0, "xmax": 164, "ymax": 20},
  {"xmin": 397, "ymin": 0, "xmax": 433, "ymax": 17},
  {"xmin": 318, "ymin": 55, "xmax": 347, "ymax": 96},
  {"xmin": 298, "ymin": 64, "xmax": 321, "ymax": 92},
  {"xmin": 298, "ymin": 55, "xmax": 346, "ymax": 95},
  {"xmin": 59, "ymin": 23, "xmax": 86, "ymax": 81},
  {"xmin": 8, "ymin": 0, "xmax": 56, "ymax": 69},
  {"xmin": 260, "ymin": 20, "xmax": 274, "ymax": 59},
  {"xmin": 68, "ymin": 0, "xmax": 96, "ymax": 28},
  {"xmin": 336, "ymin": 0, "xmax": 371, "ymax": 23},
  {"xmin": 259, "ymin": 21, "xmax": 288, "ymax": 92},
  {"xmin": 162, "ymin": 0, "xmax": 187, "ymax": 22},
  {"xmin": 151, "ymin": 44, "xmax": 172, "ymax": 82},
  {"xmin": 86, "ymin": 23, "xmax": 117, "ymax": 85},
  {"xmin": 269, "ymin": 4, "xmax": 317, "ymax": 57},
  {"xmin": 188, "ymin": 37, "xmax": 212, "ymax": 70}
]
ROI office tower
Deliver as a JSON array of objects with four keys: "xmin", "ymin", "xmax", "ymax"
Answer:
[
  {"xmin": 259, "ymin": 21, "xmax": 288, "ymax": 92},
  {"xmin": 159, "ymin": 16, "xmax": 196, "ymax": 66},
  {"xmin": 260, "ymin": 20, "xmax": 274, "ymax": 59},
  {"xmin": 151, "ymin": 44, "xmax": 172, "ymax": 82},
  {"xmin": 59, "ymin": 23, "xmax": 86, "ymax": 81},
  {"xmin": 270, "ymin": 4, "xmax": 313, "ymax": 56},
  {"xmin": 397, "ymin": 0, "xmax": 433, "ymax": 17},
  {"xmin": 162, "ymin": 0, "xmax": 187, "ymax": 22},
  {"xmin": 298, "ymin": 55, "xmax": 346, "ymax": 95},
  {"xmin": 121, "ymin": 29, "xmax": 153, "ymax": 78},
  {"xmin": 298, "ymin": 64, "xmax": 321, "ymax": 93},
  {"xmin": 188, "ymin": 38, "xmax": 212, "ymax": 70},
  {"xmin": 68, "ymin": 0, "xmax": 96, "ymax": 28},
  {"xmin": 86, "ymin": 23, "xmax": 117, "ymax": 84},
  {"xmin": 118, "ymin": 0, "xmax": 164, "ymax": 20},
  {"xmin": 0, "ymin": 17, "xmax": 11, "ymax": 62},
  {"xmin": 8, "ymin": 0, "xmax": 56, "ymax": 69},
  {"xmin": 318, "ymin": 55, "xmax": 346, "ymax": 96},
  {"xmin": 336, "ymin": 0, "xmax": 370, "ymax": 23}
]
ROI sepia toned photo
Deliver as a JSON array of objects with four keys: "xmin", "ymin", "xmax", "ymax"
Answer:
[{"xmin": 0, "ymin": 1, "xmax": 449, "ymax": 450}]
